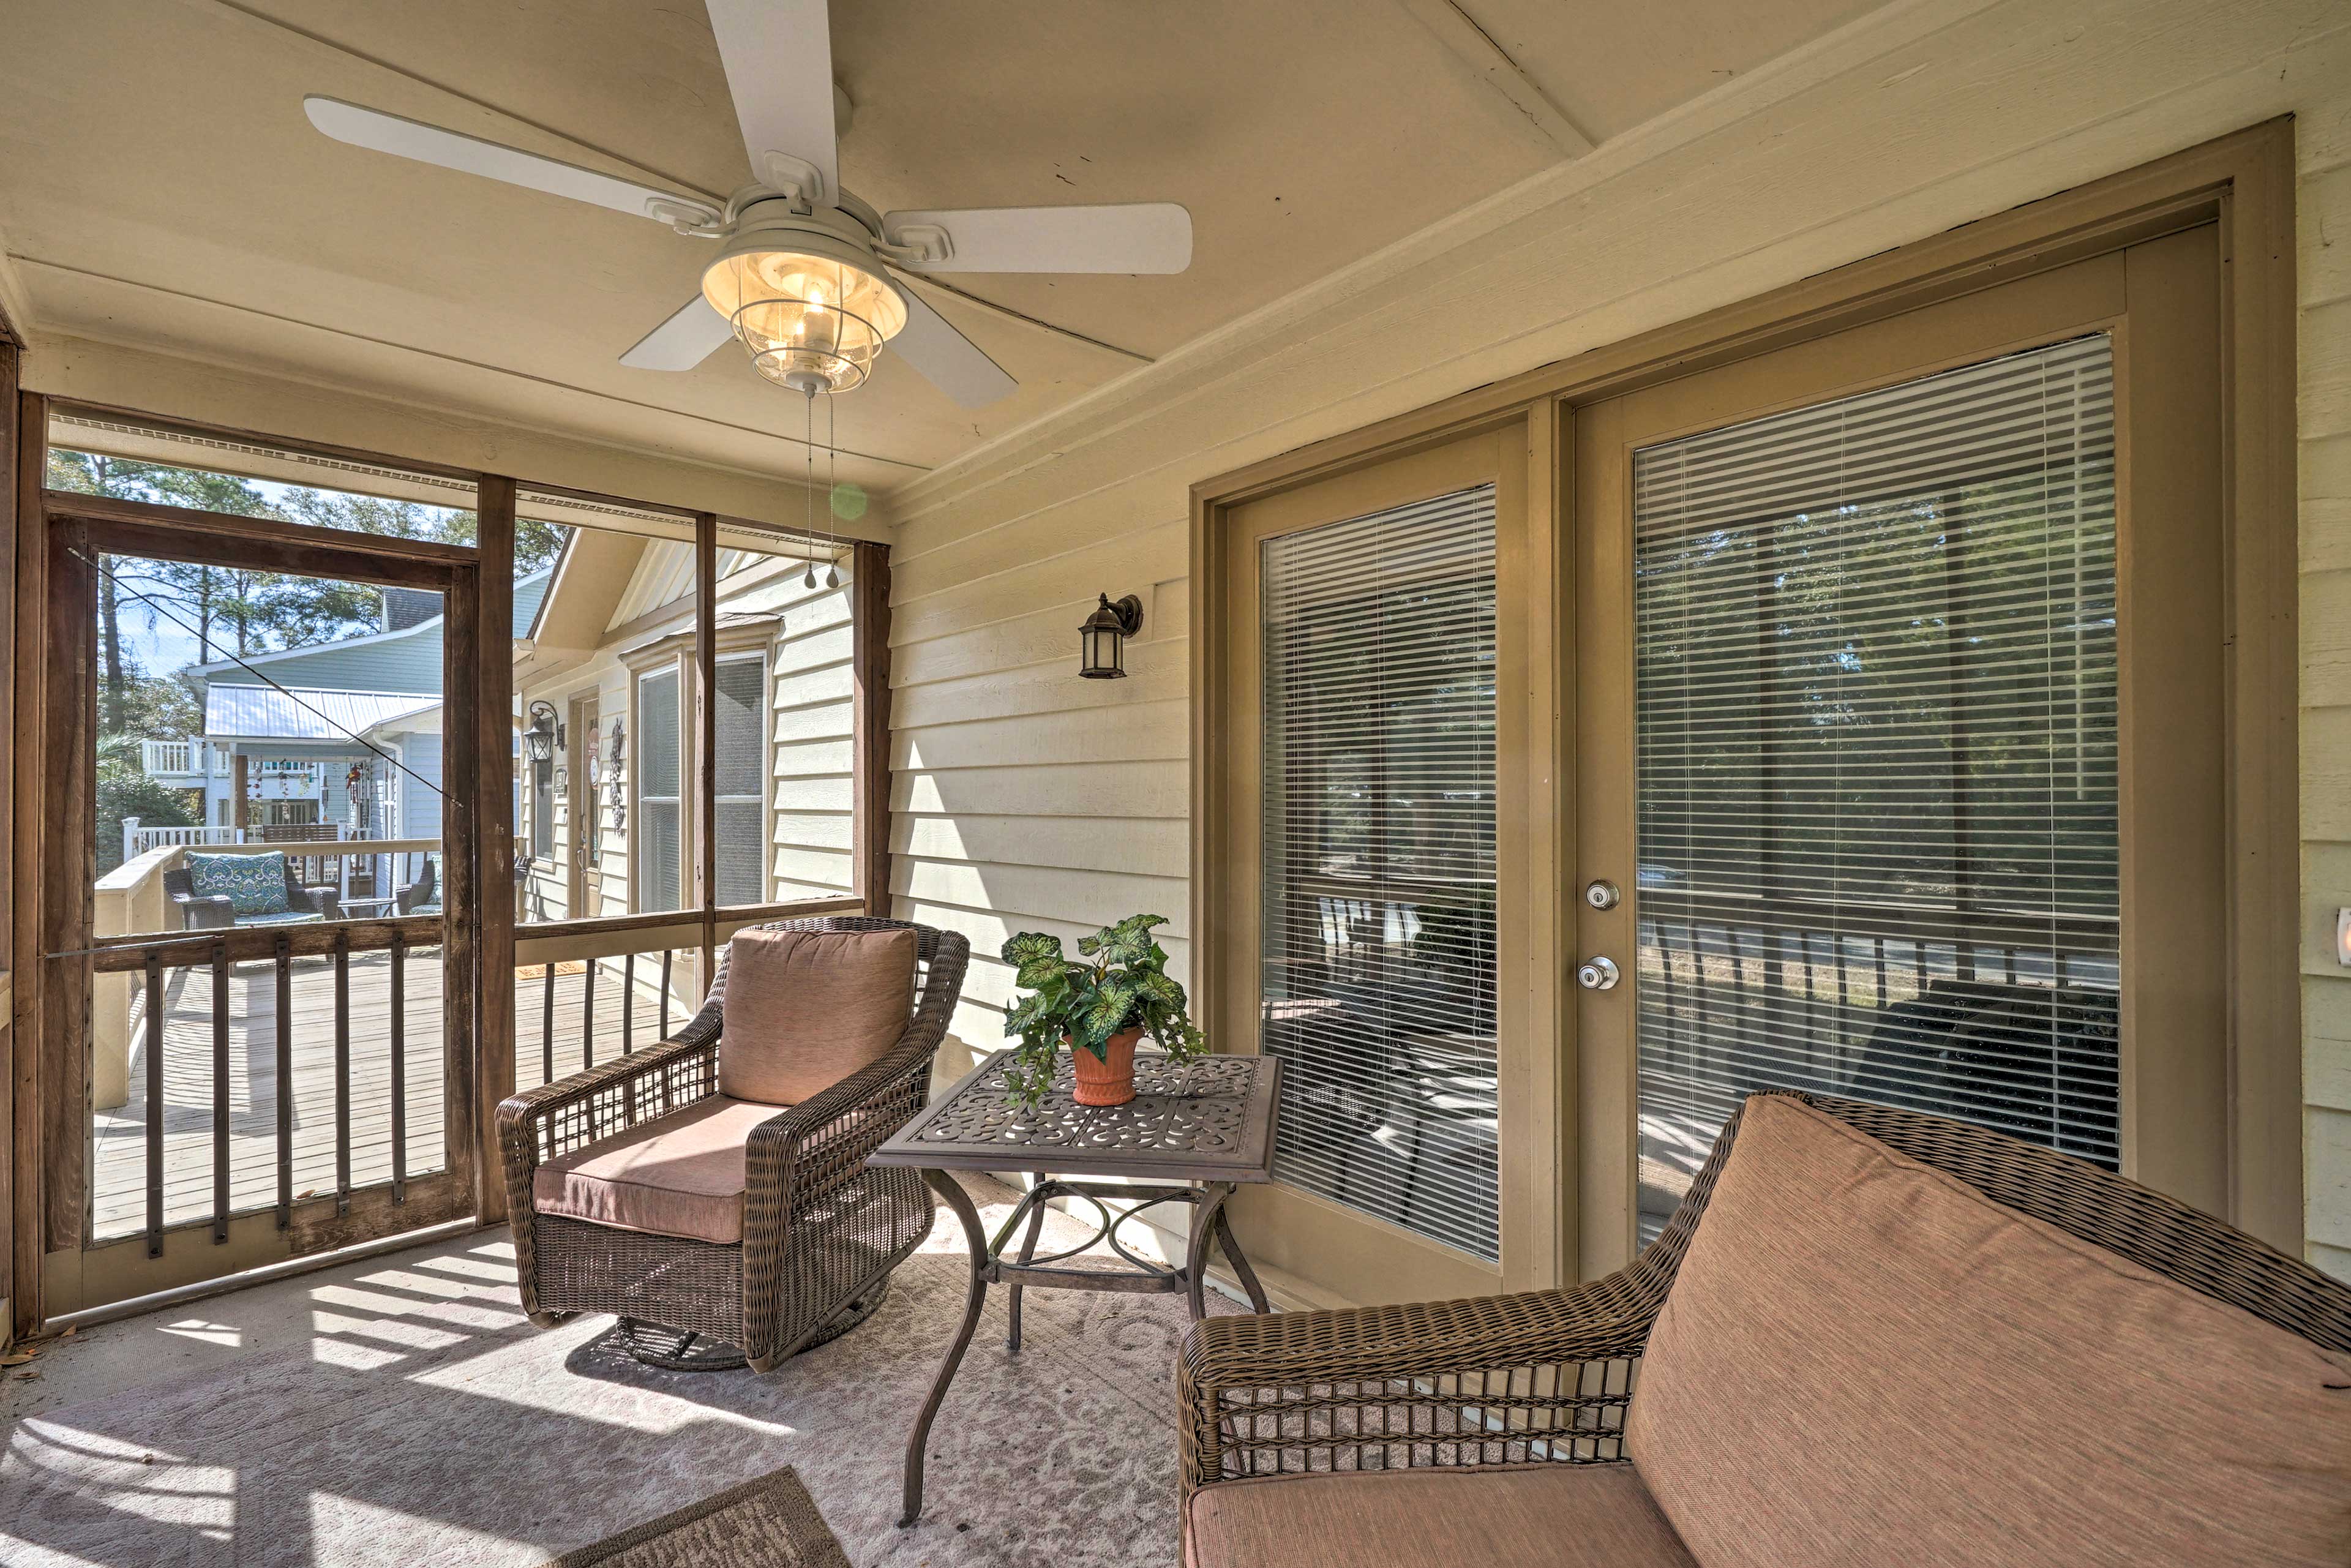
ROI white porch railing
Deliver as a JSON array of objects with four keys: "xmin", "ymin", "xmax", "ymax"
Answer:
[
  {"xmin": 140, "ymin": 739, "xmax": 197, "ymax": 775},
  {"xmin": 121, "ymin": 821, "xmax": 248, "ymax": 863}
]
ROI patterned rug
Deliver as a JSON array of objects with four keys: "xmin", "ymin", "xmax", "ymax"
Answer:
[
  {"xmin": 1, "ymin": 1179, "xmax": 1240, "ymax": 1567},
  {"xmin": 550, "ymin": 1468, "xmax": 847, "ymax": 1567}
]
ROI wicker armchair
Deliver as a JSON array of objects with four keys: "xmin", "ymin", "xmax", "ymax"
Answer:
[
  {"xmin": 1178, "ymin": 1089, "xmax": 2351, "ymax": 1499},
  {"xmin": 495, "ymin": 917, "xmax": 969, "ymax": 1372}
]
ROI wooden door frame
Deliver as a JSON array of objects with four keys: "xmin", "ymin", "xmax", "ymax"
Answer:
[{"xmin": 1192, "ymin": 120, "xmax": 2299, "ymax": 1298}]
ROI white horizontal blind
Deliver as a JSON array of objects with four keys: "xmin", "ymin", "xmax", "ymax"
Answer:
[
  {"xmin": 1260, "ymin": 484, "xmax": 1500, "ymax": 1261},
  {"xmin": 1632, "ymin": 335, "xmax": 2119, "ymax": 1241},
  {"xmin": 637, "ymin": 667, "xmax": 682, "ymax": 913},
  {"xmin": 713, "ymin": 653, "xmax": 770, "ymax": 907}
]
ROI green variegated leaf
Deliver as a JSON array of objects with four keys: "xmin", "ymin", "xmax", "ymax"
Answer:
[
  {"xmin": 1000, "ymin": 931, "xmax": 1063, "ymax": 967},
  {"xmin": 1074, "ymin": 931, "xmax": 1102, "ymax": 957},
  {"xmin": 1014, "ymin": 956, "xmax": 1075, "ymax": 990}
]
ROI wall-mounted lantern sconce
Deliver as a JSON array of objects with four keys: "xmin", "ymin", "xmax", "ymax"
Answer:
[
  {"xmin": 524, "ymin": 700, "xmax": 563, "ymax": 764},
  {"xmin": 1079, "ymin": 593, "xmax": 1144, "ymax": 680}
]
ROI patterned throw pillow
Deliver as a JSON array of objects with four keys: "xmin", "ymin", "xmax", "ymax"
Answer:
[{"xmin": 186, "ymin": 852, "xmax": 290, "ymax": 917}]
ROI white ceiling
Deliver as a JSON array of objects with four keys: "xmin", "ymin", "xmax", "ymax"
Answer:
[{"xmin": 0, "ymin": 0, "xmax": 1875, "ymax": 497}]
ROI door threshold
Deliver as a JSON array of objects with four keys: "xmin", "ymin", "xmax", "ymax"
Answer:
[{"xmin": 44, "ymin": 1218, "xmax": 483, "ymax": 1334}]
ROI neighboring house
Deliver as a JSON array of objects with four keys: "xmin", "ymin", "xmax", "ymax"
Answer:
[
  {"xmin": 147, "ymin": 572, "xmax": 552, "ymax": 844},
  {"xmin": 510, "ymin": 527, "xmax": 854, "ymax": 923}
]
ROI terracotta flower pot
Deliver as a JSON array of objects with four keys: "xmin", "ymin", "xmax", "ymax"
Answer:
[{"xmin": 1070, "ymin": 1027, "xmax": 1144, "ymax": 1106}]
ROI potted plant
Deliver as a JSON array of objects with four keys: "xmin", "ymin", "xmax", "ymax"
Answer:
[{"xmin": 1000, "ymin": 914, "xmax": 1205, "ymax": 1108}]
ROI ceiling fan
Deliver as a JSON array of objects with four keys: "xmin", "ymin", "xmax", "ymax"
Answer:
[{"xmin": 302, "ymin": 0, "xmax": 1192, "ymax": 409}]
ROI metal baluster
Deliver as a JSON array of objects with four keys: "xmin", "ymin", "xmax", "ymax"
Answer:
[
  {"xmin": 212, "ymin": 941, "xmax": 230, "ymax": 1245},
  {"xmin": 276, "ymin": 934, "xmax": 294, "ymax": 1229},
  {"xmin": 334, "ymin": 931, "xmax": 351, "ymax": 1216},
  {"xmin": 144, "ymin": 953, "xmax": 165, "ymax": 1258},
  {"xmin": 622, "ymin": 951, "xmax": 635, "ymax": 1055},
  {"xmin": 661, "ymin": 949, "xmax": 673, "ymax": 1037},
  {"xmin": 390, "ymin": 931, "xmax": 408, "ymax": 1203},
  {"xmin": 582, "ymin": 956, "xmax": 596, "ymax": 1071},
  {"xmin": 542, "ymin": 961, "xmax": 556, "ymax": 1084}
]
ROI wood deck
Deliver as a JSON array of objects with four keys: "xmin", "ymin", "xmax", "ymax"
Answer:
[{"xmin": 91, "ymin": 952, "xmax": 703, "ymax": 1242}]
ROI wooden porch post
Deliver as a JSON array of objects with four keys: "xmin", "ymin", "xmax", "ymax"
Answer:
[
  {"xmin": 232, "ymin": 753, "xmax": 249, "ymax": 832},
  {"xmin": 1, "ymin": 341, "xmax": 20, "ymax": 1338},
  {"xmin": 852, "ymin": 539, "xmax": 891, "ymax": 918},
  {"xmin": 473, "ymin": 477, "xmax": 516, "ymax": 1223}
]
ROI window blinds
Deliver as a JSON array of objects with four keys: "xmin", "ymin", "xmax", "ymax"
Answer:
[
  {"xmin": 713, "ymin": 654, "xmax": 769, "ymax": 907},
  {"xmin": 1259, "ymin": 484, "xmax": 1501, "ymax": 1261},
  {"xmin": 1632, "ymin": 334, "xmax": 2119, "ymax": 1239},
  {"xmin": 638, "ymin": 668, "xmax": 681, "ymax": 913}
]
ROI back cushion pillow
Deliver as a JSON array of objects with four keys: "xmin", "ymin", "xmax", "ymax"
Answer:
[
  {"xmin": 718, "ymin": 927, "xmax": 917, "ymax": 1105},
  {"xmin": 187, "ymin": 852, "xmax": 290, "ymax": 916},
  {"xmin": 1624, "ymin": 1094, "xmax": 2351, "ymax": 1568}
]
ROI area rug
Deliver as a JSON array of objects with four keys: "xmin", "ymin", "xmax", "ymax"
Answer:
[
  {"xmin": 0, "ymin": 1178, "xmax": 1240, "ymax": 1567},
  {"xmin": 549, "ymin": 1467, "xmax": 848, "ymax": 1567}
]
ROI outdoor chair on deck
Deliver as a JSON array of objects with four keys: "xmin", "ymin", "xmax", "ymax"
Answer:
[
  {"xmin": 396, "ymin": 855, "xmax": 440, "ymax": 916},
  {"xmin": 1179, "ymin": 1091, "xmax": 2351, "ymax": 1567},
  {"xmin": 497, "ymin": 916, "xmax": 969, "ymax": 1371},
  {"xmin": 165, "ymin": 850, "xmax": 342, "ymax": 929}
]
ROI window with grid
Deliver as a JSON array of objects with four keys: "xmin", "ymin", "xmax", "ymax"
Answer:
[
  {"xmin": 1632, "ymin": 334, "xmax": 2119, "ymax": 1241},
  {"xmin": 713, "ymin": 651, "xmax": 771, "ymax": 907},
  {"xmin": 1259, "ymin": 484, "xmax": 1501, "ymax": 1261},
  {"xmin": 636, "ymin": 666, "xmax": 682, "ymax": 913}
]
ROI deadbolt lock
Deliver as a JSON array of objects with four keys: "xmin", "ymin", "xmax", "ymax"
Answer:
[{"xmin": 1584, "ymin": 880, "xmax": 1621, "ymax": 910}]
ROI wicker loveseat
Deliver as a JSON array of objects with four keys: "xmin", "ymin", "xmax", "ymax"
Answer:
[
  {"xmin": 495, "ymin": 916, "xmax": 969, "ymax": 1371},
  {"xmin": 165, "ymin": 850, "xmax": 342, "ymax": 929},
  {"xmin": 1179, "ymin": 1091, "xmax": 2351, "ymax": 1567}
]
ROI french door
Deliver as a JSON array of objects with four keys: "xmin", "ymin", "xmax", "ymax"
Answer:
[
  {"xmin": 1211, "ymin": 427, "xmax": 1562, "ymax": 1304},
  {"xmin": 1569, "ymin": 226, "xmax": 2226, "ymax": 1277}
]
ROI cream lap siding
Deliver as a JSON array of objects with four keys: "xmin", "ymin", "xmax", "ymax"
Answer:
[
  {"xmin": 763, "ymin": 572, "xmax": 858, "ymax": 904},
  {"xmin": 879, "ymin": 0, "xmax": 2351, "ymax": 1270},
  {"xmin": 2298, "ymin": 98, "xmax": 2351, "ymax": 1282}
]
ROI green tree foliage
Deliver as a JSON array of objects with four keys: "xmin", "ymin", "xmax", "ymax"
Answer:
[
  {"xmin": 94, "ymin": 737, "xmax": 197, "ymax": 877},
  {"xmin": 48, "ymin": 448, "xmax": 570, "ymax": 729}
]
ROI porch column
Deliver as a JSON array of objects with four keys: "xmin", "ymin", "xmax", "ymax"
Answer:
[{"xmin": 232, "ymin": 751, "xmax": 249, "ymax": 832}]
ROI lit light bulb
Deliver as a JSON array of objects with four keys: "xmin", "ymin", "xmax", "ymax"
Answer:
[{"xmin": 807, "ymin": 281, "xmax": 828, "ymax": 313}]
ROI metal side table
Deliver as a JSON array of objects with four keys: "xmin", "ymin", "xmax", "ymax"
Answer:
[{"xmin": 872, "ymin": 1048, "xmax": 1281, "ymax": 1526}]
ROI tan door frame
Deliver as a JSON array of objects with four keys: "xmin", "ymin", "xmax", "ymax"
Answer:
[{"xmin": 1194, "ymin": 121, "xmax": 2298, "ymax": 1299}]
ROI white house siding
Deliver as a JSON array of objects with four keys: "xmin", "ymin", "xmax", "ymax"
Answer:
[
  {"xmin": 877, "ymin": 0, "xmax": 2351, "ymax": 1276},
  {"xmin": 517, "ymin": 550, "xmax": 858, "ymax": 918},
  {"xmin": 390, "ymin": 732, "xmax": 443, "ymax": 844}
]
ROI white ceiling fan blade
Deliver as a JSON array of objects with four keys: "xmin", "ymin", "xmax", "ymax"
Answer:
[
  {"xmin": 704, "ymin": 0, "xmax": 839, "ymax": 201},
  {"xmin": 304, "ymin": 97, "xmax": 718, "ymax": 227},
  {"xmin": 886, "ymin": 285, "xmax": 1018, "ymax": 408},
  {"xmin": 883, "ymin": 203, "xmax": 1193, "ymax": 274},
  {"xmin": 620, "ymin": 296, "xmax": 735, "ymax": 371}
]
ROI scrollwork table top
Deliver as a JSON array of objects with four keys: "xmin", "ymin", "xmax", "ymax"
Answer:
[{"xmin": 871, "ymin": 1049, "xmax": 1281, "ymax": 1182}]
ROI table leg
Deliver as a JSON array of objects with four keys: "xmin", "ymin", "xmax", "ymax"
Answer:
[
  {"xmin": 899, "ymin": 1169, "xmax": 990, "ymax": 1528},
  {"xmin": 1005, "ymin": 1183, "xmax": 1048, "ymax": 1354},
  {"xmin": 1211, "ymin": 1207, "xmax": 1273, "ymax": 1314},
  {"xmin": 1185, "ymin": 1183, "xmax": 1236, "ymax": 1320}
]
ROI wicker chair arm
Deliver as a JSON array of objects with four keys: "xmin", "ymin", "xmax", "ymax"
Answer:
[
  {"xmin": 174, "ymin": 893, "xmax": 235, "ymax": 931},
  {"xmin": 1177, "ymin": 1272, "xmax": 1666, "ymax": 1495}
]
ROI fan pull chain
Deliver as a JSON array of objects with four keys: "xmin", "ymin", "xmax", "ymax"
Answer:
[
  {"xmin": 803, "ymin": 389, "xmax": 819, "ymax": 590},
  {"xmin": 825, "ymin": 394, "xmax": 841, "ymax": 589}
]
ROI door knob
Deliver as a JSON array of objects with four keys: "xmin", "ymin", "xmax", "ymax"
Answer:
[{"xmin": 1576, "ymin": 956, "xmax": 1621, "ymax": 991}]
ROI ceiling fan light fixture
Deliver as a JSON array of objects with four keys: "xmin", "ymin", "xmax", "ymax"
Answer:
[{"xmin": 702, "ymin": 240, "xmax": 907, "ymax": 395}]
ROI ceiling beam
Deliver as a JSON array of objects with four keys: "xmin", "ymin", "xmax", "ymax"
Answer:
[{"xmin": 1396, "ymin": 0, "xmax": 1595, "ymax": 159}]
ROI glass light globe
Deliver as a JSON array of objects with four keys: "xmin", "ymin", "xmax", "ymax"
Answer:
[{"xmin": 702, "ymin": 249, "xmax": 908, "ymax": 394}]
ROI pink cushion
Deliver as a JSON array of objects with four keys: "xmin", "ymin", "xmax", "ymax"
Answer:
[
  {"xmin": 1624, "ymin": 1095, "xmax": 2351, "ymax": 1568},
  {"xmin": 531, "ymin": 1097, "xmax": 779, "ymax": 1245},
  {"xmin": 1183, "ymin": 1465, "xmax": 1695, "ymax": 1568},
  {"xmin": 718, "ymin": 928, "xmax": 917, "ymax": 1105}
]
